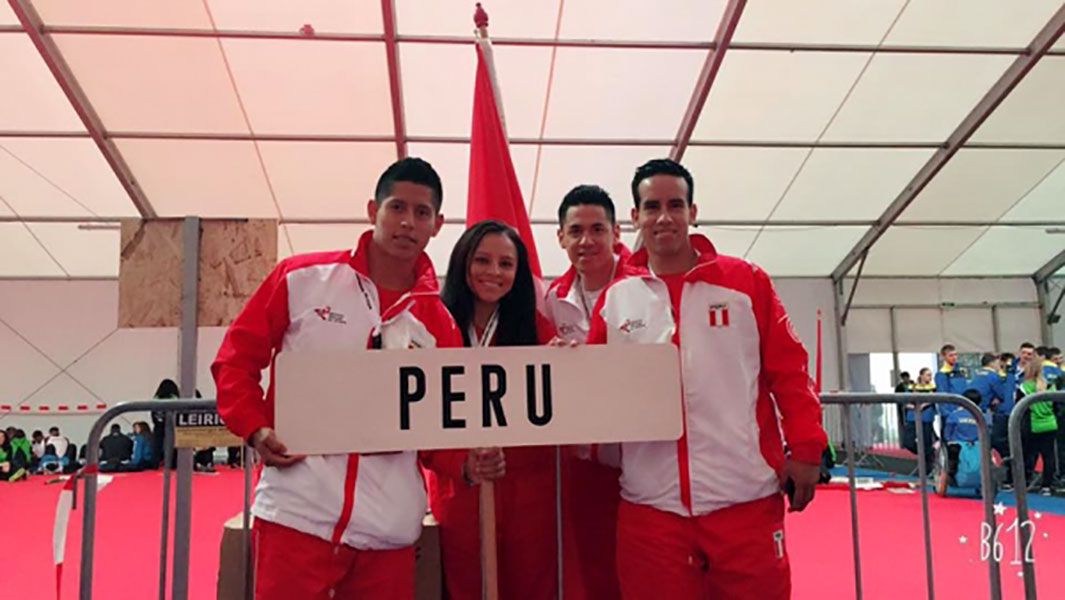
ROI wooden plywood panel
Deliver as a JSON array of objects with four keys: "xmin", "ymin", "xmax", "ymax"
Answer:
[
  {"xmin": 119, "ymin": 219, "xmax": 277, "ymax": 328},
  {"xmin": 119, "ymin": 219, "xmax": 183, "ymax": 327},
  {"xmin": 198, "ymin": 219, "xmax": 277, "ymax": 327}
]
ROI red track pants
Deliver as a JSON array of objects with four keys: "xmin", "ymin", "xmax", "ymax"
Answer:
[
  {"xmin": 562, "ymin": 457, "xmax": 622, "ymax": 600},
  {"xmin": 434, "ymin": 468, "xmax": 558, "ymax": 600},
  {"xmin": 253, "ymin": 518, "xmax": 414, "ymax": 600},
  {"xmin": 616, "ymin": 495, "xmax": 790, "ymax": 600}
]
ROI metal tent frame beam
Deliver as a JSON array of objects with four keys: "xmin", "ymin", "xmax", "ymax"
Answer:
[
  {"xmin": 5, "ymin": 24, "xmax": 1065, "ymax": 56},
  {"xmin": 8, "ymin": 0, "xmax": 156, "ymax": 219},
  {"xmin": 830, "ymin": 4, "xmax": 1065, "ymax": 282},
  {"xmin": 7, "ymin": 215, "xmax": 1065, "ymax": 229},
  {"xmin": 1035, "ymin": 249, "xmax": 1065, "ymax": 283},
  {"xmin": 380, "ymin": 0, "xmax": 407, "ymax": 159},
  {"xmin": 5, "ymin": 130, "xmax": 1065, "ymax": 152},
  {"xmin": 670, "ymin": 0, "xmax": 746, "ymax": 162}
]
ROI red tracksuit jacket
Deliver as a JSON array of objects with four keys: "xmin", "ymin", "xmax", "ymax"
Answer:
[
  {"xmin": 212, "ymin": 230, "xmax": 463, "ymax": 550},
  {"xmin": 587, "ymin": 234, "xmax": 827, "ymax": 517}
]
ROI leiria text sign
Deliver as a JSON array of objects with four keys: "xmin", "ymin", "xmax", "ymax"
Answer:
[{"xmin": 274, "ymin": 344, "xmax": 682, "ymax": 455}]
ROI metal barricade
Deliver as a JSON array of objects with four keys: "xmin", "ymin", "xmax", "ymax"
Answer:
[
  {"xmin": 1007, "ymin": 391, "xmax": 1065, "ymax": 600},
  {"xmin": 78, "ymin": 399, "xmax": 254, "ymax": 600},
  {"xmin": 820, "ymin": 393, "xmax": 1002, "ymax": 600}
]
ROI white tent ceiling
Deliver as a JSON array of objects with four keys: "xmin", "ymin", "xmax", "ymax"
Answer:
[{"xmin": 1, "ymin": 0, "xmax": 1063, "ymax": 280}]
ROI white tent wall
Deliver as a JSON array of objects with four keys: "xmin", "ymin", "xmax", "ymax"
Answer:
[
  {"xmin": 0, "ymin": 279, "xmax": 226, "ymax": 448},
  {"xmin": 842, "ymin": 276, "xmax": 1044, "ymax": 354},
  {"xmin": 772, "ymin": 278, "xmax": 841, "ymax": 392}
]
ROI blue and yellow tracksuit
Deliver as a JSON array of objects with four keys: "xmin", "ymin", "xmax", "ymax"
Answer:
[
  {"xmin": 1042, "ymin": 360, "xmax": 1062, "ymax": 391},
  {"xmin": 969, "ymin": 367, "xmax": 1013, "ymax": 414},
  {"xmin": 936, "ymin": 364, "xmax": 976, "ymax": 442},
  {"xmin": 905, "ymin": 382, "xmax": 937, "ymax": 422}
]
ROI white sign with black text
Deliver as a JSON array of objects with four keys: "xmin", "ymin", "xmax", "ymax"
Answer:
[{"xmin": 274, "ymin": 344, "xmax": 682, "ymax": 455}]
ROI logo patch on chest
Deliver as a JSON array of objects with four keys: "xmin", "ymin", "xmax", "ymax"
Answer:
[
  {"xmin": 708, "ymin": 303, "xmax": 730, "ymax": 328},
  {"xmin": 313, "ymin": 306, "xmax": 348, "ymax": 324},
  {"xmin": 619, "ymin": 318, "xmax": 646, "ymax": 334}
]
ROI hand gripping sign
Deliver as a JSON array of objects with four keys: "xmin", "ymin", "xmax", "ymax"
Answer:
[{"xmin": 274, "ymin": 344, "xmax": 682, "ymax": 454}]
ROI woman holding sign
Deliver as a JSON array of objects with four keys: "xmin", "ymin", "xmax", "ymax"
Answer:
[{"xmin": 431, "ymin": 219, "xmax": 558, "ymax": 600}]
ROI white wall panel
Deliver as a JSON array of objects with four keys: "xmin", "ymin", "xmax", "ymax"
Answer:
[
  {"xmin": 942, "ymin": 308, "xmax": 994, "ymax": 352},
  {"xmin": 997, "ymin": 307, "xmax": 1044, "ymax": 350},
  {"xmin": 845, "ymin": 309, "xmax": 891, "ymax": 354},
  {"xmin": 769, "ymin": 278, "xmax": 841, "ymax": 391},
  {"xmin": 848, "ymin": 277, "xmax": 1038, "ymax": 305},
  {"xmin": 0, "ymin": 281, "xmax": 238, "ymax": 448},
  {"xmin": 894, "ymin": 308, "xmax": 944, "ymax": 352}
]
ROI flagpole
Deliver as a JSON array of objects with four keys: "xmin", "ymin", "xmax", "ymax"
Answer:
[{"xmin": 472, "ymin": 11, "xmax": 503, "ymax": 600}]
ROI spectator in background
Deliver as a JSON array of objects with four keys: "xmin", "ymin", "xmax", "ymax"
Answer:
[
  {"xmin": 126, "ymin": 421, "xmax": 155, "ymax": 471},
  {"xmin": 1050, "ymin": 347, "xmax": 1065, "ymax": 476},
  {"xmin": 894, "ymin": 371, "xmax": 913, "ymax": 433},
  {"xmin": 895, "ymin": 371, "xmax": 912, "ymax": 393},
  {"xmin": 903, "ymin": 368, "xmax": 937, "ymax": 471},
  {"xmin": 10, "ymin": 429, "xmax": 32, "ymax": 479},
  {"xmin": 1037, "ymin": 346, "xmax": 1062, "ymax": 390},
  {"xmin": 46, "ymin": 426, "xmax": 70, "ymax": 460},
  {"xmin": 1018, "ymin": 342, "xmax": 1037, "ymax": 373},
  {"xmin": 1018, "ymin": 360, "xmax": 1061, "ymax": 495},
  {"xmin": 935, "ymin": 344, "xmax": 971, "ymax": 452},
  {"xmin": 0, "ymin": 429, "xmax": 12, "ymax": 481},
  {"xmin": 971, "ymin": 353, "xmax": 1016, "ymax": 488},
  {"xmin": 99, "ymin": 423, "xmax": 134, "ymax": 471},
  {"xmin": 152, "ymin": 378, "xmax": 180, "ymax": 469},
  {"xmin": 903, "ymin": 368, "xmax": 937, "ymax": 473},
  {"xmin": 4, "ymin": 426, "xmax": 14, "ymax": 443},
  {"xmin": 30, "ymin": 430, "xmax": 45, "ymax": 465}
]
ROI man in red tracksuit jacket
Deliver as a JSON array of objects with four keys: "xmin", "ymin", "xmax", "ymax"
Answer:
[
  {"xmin": 212, "ymin": 158, "xmax": 470, "ymax": 600},
  {"xmin": 544, "ymin": 184, "xmax": 630, "ymax": 600},
  {"xmin": 587, "ymin": 159, "xmax": 827, "ymax": 599}
]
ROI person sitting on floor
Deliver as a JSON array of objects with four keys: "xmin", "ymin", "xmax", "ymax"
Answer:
[
  {"xmin": 46, "ymin": 426, "xmax": 70, "ymax": 461},
  {"xmin": 100, "ymin": 423, "xmax": 134, "ymax": 472},
  {"xmin": 9, "ymin": 430, "xmax": 32, "ymax": 481},
  {"xmin": 125, "ymin": 421, "xmax": 156, "ymax": 472},
  {"xmin": 0, "ymin": 430, "xmax": 14, "ymax": 481}
]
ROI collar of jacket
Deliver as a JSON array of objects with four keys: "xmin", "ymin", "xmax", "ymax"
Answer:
[
  {"xmin": 549, "ymin": 242, "xmax": 632, "ymax": 299},
  {"xmin": 940, "ymin": 364, "xmax": 960, "ymax": 374},
  {"xmin": 348, "ymin": 229, "xmax": 441, "ymax": 322},
  {"xmin": 625, "ymin": 234, "xmax": 720, "ymax": 282}
]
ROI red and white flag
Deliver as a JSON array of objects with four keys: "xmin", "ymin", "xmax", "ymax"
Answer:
[
  {"xmin": 708, "ymin": 303, "xmax": 730, "ymax": 328},
  {"xmin": 466, "ymin": 5, "xmax": 542, "ymax": 279}
]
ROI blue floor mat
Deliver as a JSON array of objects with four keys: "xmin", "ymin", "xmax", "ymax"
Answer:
[{"xmin": 827, "ymin": 466, "xmax": 1065, "ymax": 517}]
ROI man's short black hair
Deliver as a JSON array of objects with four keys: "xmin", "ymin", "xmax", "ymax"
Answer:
[
  {"xmin": 899, "ymin": 371, "xmax": 911, "ymax": 380},
  {"xmin": 1049, "ymin": 346, "xmax": 1061, "ymax": 356},
  {"xmin": 962, "ymin": 389, "xmax": 983, "ymax": 405},
  {"xmin": 374, "ymin": 157, "xmax": 443, "ymax": 211},
  {"xmin": 49, "ymin": 426, "xmax": 59, "ymax": 434},
  {"xmin": 557, "ymin": 184, "xmax": 616, "ymax": 227},
  {"xmin": 1020, "ymin": 342, "xmax": 1035, "ymax": 350},
  {"xmin": 981, "ymin": 352, "xmax": 997, "ymax": 367},
  {"xmin": 631, "ymin": 158, "xmax": 694, "ymax": 209},
  {"xmin": 940, "ymin": 344, "xmax": 956, "ymax": 355},
  {"xmin": 110, "ymin": 424, "xmax": 122, "ymax": 433},
  {"xmin": 1036, "ymin": 345, "xmax": 1050, "ymax": 358}
]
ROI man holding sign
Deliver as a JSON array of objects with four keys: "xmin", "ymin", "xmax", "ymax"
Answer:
[
  {"xmin": 587, "ymin": 159, "xmax": 827, "ymax": 599},
  {"xmin": 212, "ymin": 158, "xmax": 468, "ymax": 600}
]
